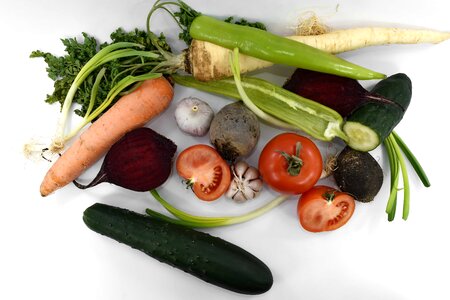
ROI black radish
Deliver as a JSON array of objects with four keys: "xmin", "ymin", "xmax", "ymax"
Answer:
[
  {"xmin": 73, "ymin": 127, "xmax": 176, "ymax": 191},
  {"xmin": 333, "ymin": 146, "xmax": 383, "ymax": 203}
]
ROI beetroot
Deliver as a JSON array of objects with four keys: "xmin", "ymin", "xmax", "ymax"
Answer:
[
  {"xmin": 73, "ymin": 127, "xmax": 177, "ymax": 191},
  {"xmin": 283, "ymin": 68, "xmax": 401, "ymax": 117}
]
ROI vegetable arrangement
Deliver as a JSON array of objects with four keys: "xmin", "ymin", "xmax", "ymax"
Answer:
[{"xmin": 28, "ymin": 0, "xmax": 441, "ymax": 295}]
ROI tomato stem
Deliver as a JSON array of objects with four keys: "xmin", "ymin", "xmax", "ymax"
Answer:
[
  {"xmin": 277, "ymin": 142, "xmax": 303, "ymax": 176},
  {"xmin": 183, "ymin": 178, "xmax": 195, "ymax": 190},
  {"xmin": 322, "ymin": 191, "xmax": 336, "ymax": 202}
]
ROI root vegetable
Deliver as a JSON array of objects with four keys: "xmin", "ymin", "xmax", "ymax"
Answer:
[
  {"xmin": 209, "ymin": 102, "xmax": 260, "ymax": 162},
  {"xmin": 283, "ymin": 69, "xmax": 412, "ymax": 151},
  {"xmin": 187, "ymin": 15, "xmax": 385, "ymax": 81},
  {"xmin": 73, "ymin": 128, "xmax": 176, "ymax": 192},
  {"xmin": 182, "ymin": 28, "xmax": 449, "ymax": 81},
  {"xmin": 283, "ymin": 68, "xmax": 402, "ymax": 118},
  {"xmin": 147, "ymin": 1, "xmax": 385, "ymax": 81},
  {"xmin": 333, "ymin": 146, "xmax": 383, "ymax": 203},
  {"xmin": 39, "ymin": 77, "xmax": 174, "ymax": 197}
]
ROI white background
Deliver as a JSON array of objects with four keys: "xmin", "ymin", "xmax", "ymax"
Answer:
[{"xmin": 1, "ymin": 0, "xmax": 449, "ymax": 299}]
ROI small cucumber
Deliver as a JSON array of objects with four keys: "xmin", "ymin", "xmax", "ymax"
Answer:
[
  {"xmin": 83, "ymin": 203, "xmax": 273, "ymax": 295},
  {"xmin": 344, "ymin": 73, "xmax": 412, "ymax": 151}
]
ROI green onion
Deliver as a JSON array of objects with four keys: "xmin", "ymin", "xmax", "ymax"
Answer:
[
  {"xmin": 50, "ymin": 42, "xmax": 161, "ymax": 152},
  {"xmin": 384, "ymin": 131, "xmax": 429, "ymax": 221},
  {"xmin": 64, "ymin": 72, "xmax": 161, "ymax": 142},
  {"xmin": 392, "ymin": 131, "xmax": 430, "ymax": 187},
  {"xmin": 147, "ymin": 190, "xmax": 290, "ymax": 228}
]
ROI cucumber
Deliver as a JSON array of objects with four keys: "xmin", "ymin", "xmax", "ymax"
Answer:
[
  {"xmin": 83, "ymin": 203, "xmax": 273, "ymax": 295},
  {"xmin": 343, "ymin": 73, "xmax": 412, "ymax": 151}
]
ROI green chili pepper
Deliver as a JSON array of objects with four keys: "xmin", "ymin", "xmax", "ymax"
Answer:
[
  {"xmin": 172, "ymin": 74, "xmax": 348, "ymax": 142},
  {"xmin": 189, "ymin": 15, "xmax": 386, "ymax": 80}
]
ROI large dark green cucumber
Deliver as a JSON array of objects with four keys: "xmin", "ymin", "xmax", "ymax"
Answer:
[
  {"xmin": 343, "ymin": 73, "xmax": 412, "ymax": 151},
  {"xmin": 83, "ymin": 203, "xmax": 273, "ymax": 295}
]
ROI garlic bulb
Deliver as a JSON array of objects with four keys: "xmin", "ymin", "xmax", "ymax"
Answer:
[
  {"xmin": 174, "ymin": 97, "xmax": 214, "ymax": 136},
  {"xmin": 226, "ymin": 161, "xmax": 263, "ymax": 202}
]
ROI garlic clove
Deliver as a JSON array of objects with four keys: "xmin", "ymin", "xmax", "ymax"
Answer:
[
  {"xmin": 247, "ymin": 178, "xmax": 263, "ymax": 193},
  {"xmin": 227, "ymin": 161, "xmax": 263, "ymax": 202}
]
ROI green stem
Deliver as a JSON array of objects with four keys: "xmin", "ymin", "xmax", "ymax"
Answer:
[
  {"xmin": 229, "ymin": 48, "xmax": 297, "ymax": 130},
  {"xmin": 63, "ymin": 72, "xmax": 161, "ymax": 142},
  {"xmin": 392, "ymin": 131, "xmax": 430, "ymax": 187},
  {"xmin": 385, "ymin": 134, "xmax": 411, "ymax": 220},
  {"xmin": 148, "ymin": 189, "xmax": 290, "ymax": 228},
  {"xmin": 52, "ymin": 42, "xmax": 152, "ymax": 148},
  {"xmin": 84, "ymin": 67, "xmax": 106, "ymax": 120},
  {"xmin": 384, "ymin": 135, "xmax": 400, "ymax": 218},
  {"xmin": 390, "ymin": 136, "xmax": 410, "ymax": 220}
]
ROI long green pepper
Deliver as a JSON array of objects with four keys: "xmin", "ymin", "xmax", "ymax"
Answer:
[{"xmin": 189, "ymin": 15, "xmax": 386, "ymax": 80}]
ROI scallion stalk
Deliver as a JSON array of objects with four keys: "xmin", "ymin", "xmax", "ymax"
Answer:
[
  {"xmin": 392, "ymin": 131, "xmax": 430, "ymax": 187},
  {"xmin": 147, "ymin": 189, "xmax": 290, "ymax": 228},
  {"xmin": 50, "ymin": 42, "xmax": 161, "ymax": 153},
  {"xmin": 384, "ymin": 132, "xmax": 428, "ymax": 221}
]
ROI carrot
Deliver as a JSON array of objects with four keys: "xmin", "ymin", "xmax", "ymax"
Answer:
[
  {"xmin": 39, "ymin": 76, "xmax": 174, "ymax": 197},
  {"xmin": 183, "ymin": 27, "xmax": 450, "ymax": 81}
]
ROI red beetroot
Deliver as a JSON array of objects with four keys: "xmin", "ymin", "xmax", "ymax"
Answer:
[
  {"xmin": 283, "ymin": 68, "xmax": 400, "ymax": 117},
  {"xmin": 73, "ymin": 127, "xmax": 177, "ymax": 191}
]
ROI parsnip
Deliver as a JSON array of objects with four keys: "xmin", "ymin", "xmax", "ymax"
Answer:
[{"xmin": 184, "ymin": 27, "xmax": 450, "ymax": 81}]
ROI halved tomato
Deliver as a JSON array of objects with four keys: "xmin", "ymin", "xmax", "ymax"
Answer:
[
  {"xmin": 176, "ymin": 144, "xmax": 231, "ymax": 201},
  {"xmin": 297, "ymin": 185, "xmax": 356, "ymax": 232}
]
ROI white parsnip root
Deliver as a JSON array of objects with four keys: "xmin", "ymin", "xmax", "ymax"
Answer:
[
  {"xmin": 184, "ymin": 24, "xmax": 450, "ymax": 81},
  {"xmin": 291, "ymin": 27, "xmax": 450, "ymax": 53}
]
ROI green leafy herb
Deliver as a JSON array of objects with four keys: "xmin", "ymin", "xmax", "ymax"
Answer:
[
  {"xmin": 224, "ymin": 16, "xmax": 267, "ymax": 31},
  {"xmin": 146, "ymin": 0, "xmax": 267, "ymax": 45},
  {"xmin": 31, "ymin": 29, "xmax": 169, "ymax": 118}
]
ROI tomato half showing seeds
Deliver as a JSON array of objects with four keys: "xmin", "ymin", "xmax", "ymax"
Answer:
[
  {"xmin": 258, "ymin": 133, "xmax": 323, "ymax": 194},
  {"xmin": 176, "ymin": 144, "xmax": 231, "ymax": 201},
  {"xmin": 297, "ymin": 185, "xmax": 356, "ymax": 232}
]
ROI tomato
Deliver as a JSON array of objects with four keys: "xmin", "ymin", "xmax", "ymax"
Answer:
[
  {"xmin": 176, "ymin": 144, "xmax": 231, "ymax": 201},
  {"xmin": 297, "ymin": 185, "xmax": 356, "ymax": 232},
  {"xmin": 258, "ymin": 133, "xmax": 322, "ymax": 194}
]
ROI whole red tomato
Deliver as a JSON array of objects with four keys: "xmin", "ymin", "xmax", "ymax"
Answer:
[
  {"xmin": 258, "ymin": 133, "xmax": 322, "ymax": 194},
  {"xmin": 297, "ymin": 185, "xmax": 356, "ymax": 232}
]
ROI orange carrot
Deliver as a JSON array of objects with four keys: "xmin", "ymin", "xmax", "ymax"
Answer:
[{"xmin": 40, "ymin": 76, "xmax": 174, "ymax": 197}]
